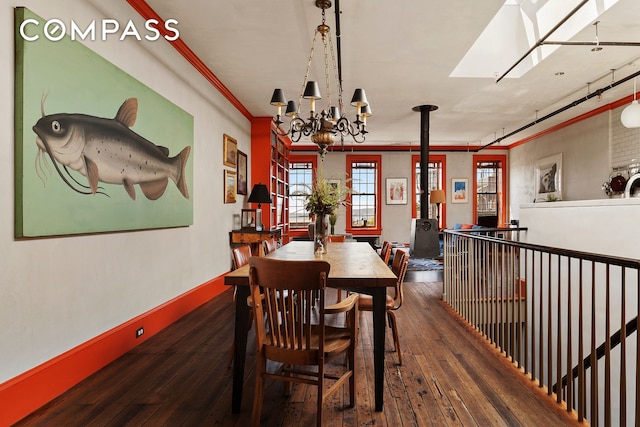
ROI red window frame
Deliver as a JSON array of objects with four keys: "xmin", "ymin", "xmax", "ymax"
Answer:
[
  {"xmin": 288, "ymin": 154, "xmax": 318, "ymax": 239},
  {"xmin": 411, "ymin": 154, "xmax": 447, "ymax": 228},
  {"xmin": 345, "ymin": 154, "xmax": 382, "ymax": 235},
  {"xmin": 472, "ymin": 154, "xmax": 508, "ymax": 227}
]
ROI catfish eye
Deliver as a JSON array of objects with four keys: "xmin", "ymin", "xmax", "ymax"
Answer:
[{"xmin": 51, "ymin": 120, "xmax": 61, "ymax": 133}]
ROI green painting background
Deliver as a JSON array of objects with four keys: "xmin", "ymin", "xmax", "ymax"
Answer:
[{"xmin": 15, "ymin": 7, "xmax": 194, "ymax": 237}]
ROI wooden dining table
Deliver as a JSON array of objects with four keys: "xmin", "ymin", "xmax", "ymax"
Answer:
[{"xmin": 224, "ymin": 240, "xmax": 397, "ymax": 413}]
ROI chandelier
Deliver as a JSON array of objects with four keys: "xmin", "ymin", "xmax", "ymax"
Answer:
[{"xmin": 270, "ymin": 0, "xmax": 370, "ymax": 154}]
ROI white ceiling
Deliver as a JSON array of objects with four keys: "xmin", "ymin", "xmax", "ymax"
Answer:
[{"xmin": 145, "ymin": 0, "xmax": 640, "ymax": 149}]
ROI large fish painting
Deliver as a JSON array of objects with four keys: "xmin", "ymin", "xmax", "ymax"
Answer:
[
  {"xmin": 15, "ymin": 7, "xmax": 194, "ymax": 237},
  {"xmin": 33, "ymin": 97, "xmax": 191, "ymax": 201}
]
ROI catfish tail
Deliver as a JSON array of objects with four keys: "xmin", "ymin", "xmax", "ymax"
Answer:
[{"xmin": 175, "ymin": 146, "xmax": 191, "ymax": 199}]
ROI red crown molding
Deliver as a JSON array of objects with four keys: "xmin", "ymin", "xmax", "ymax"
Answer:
[
  {"xmin": 507, "ymin": 94, "xmax": 637, "ymax": 150},
  {"xmin": 125, "ymin": 0, "xmax": 253, "ymax": 121},
  {"xmin": 289, "ymin": 143, "xmax": 505, "ymax": 152}
]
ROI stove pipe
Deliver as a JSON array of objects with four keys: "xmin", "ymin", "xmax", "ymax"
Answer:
[{"xmin": 412, "ymin": 105, "xmax": 438, "ymax": 218}]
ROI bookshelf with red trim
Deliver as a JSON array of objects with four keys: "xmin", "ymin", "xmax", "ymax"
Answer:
[{"xmin": 250, "ymin": 118, "xmax": 291, "ymax": 243}]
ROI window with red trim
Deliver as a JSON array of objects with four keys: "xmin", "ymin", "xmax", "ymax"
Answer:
[
  {"xmin": 472, "ymin": 154, "xmax": 507, "ymax": 227},
  {"xmin": 411, "ymin": 154, "xmax": 446, "ymax": 228},
  {"xmin": 288, "ymin": 155, "xmax": 317, "ymax": 229},
  {"xmin": 346, "ymin": 154, "xmax": 381, "ymax": 235}
]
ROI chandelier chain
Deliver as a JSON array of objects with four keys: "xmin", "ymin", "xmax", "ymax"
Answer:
[
  {"xmin": 323, "ymin": 22, "xmax": 332, "ymax": 109},
  {"xmin": 300, "ymin": 29, "xmax": 320, "ymax": 113}
]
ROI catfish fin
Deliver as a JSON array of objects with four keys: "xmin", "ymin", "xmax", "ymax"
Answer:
[
  {"xmin": 85, "ymin": 157, "xmax": 100, "ymax": 194},
  {"xmin": 175, "ymin": 146, "xmax": 191, "ymax": 199},
  {"xmin": 156, "ymin": 145, "xmax": 170, "ymax": 157},
  {"xmin": 123, "ymin": 179, "xmax": 137, "ymax": 200},
  {"xmin": 115, "ymin": 98, "xmax": 138, "ymax": 128},
  {"xmin": 140, "ymin": 178, "xmax": 169, "ymax": 200}
]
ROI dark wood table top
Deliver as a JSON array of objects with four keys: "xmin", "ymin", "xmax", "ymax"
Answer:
[{"xmin": 224, "ymin": 241, "xmax": 397, "ymax": 289}]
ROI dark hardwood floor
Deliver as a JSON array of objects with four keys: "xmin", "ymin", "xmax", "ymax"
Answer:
[{"xmin": 16, "ymin": 281, "xmax": 581, "ymax": 426}]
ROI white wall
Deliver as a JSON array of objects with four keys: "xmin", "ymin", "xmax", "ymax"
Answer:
[
  {"xmin": 520, "ymin": 198, "xmax": 640, "ymax": 257},
  {"xmin": 0, "ymin": 0, "xmax": 250, "ymax": 383},
  {"xmin": 509, "ymin": 111, "xmax": 610, "ymax": 221}
]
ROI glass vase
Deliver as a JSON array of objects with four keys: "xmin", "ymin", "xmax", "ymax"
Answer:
[{"xmin": 314, "ymin": 214, "xmax": 329, "ymax": 255}]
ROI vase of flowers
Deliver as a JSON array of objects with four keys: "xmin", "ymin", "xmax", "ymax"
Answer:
[{"xmin": 304, "ymin": 175, "xmax": 349, "ymax": 255}]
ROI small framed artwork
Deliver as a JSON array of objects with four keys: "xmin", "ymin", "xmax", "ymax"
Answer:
[
  {"xmin": 237, "ymin": 150, "xmax": 248, "ymax": 195},
  {"xmin": 385, "ymin": 178, "xmax": 408, "ymax": 205},
  {"xmin": 223, "ymin": 134, "xmax": 238, "ymax": 167},
  {"xmin": 535, "ymin": 153, "xmax": 562, "ymax": 202},
  {"xmin": 224, "ymin": 170, "xmax": 237, "ymax": 204},
  {"xmin": 451, "ymin": 178, "xmax": 469, "ymax": 204},
  {"xmin": 328, "ymin": 179, "xmax": 341, "ymax": 189},
  {"xmin": 241, "ymin": 209, "xmax": 257, "ymax": 229}
]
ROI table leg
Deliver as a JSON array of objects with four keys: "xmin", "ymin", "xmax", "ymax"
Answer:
[
  {"xmin": 231, "ymin": 285, "xmax": 251, "ymax": 413},
  {"xmin": 372, "ymin": 287, "xmax": 386, "ymax": 411}
]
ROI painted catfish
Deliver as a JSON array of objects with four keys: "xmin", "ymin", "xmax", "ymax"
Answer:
[{"xmin": 32, "ymin": 98, "xmax": 190, "ymax": 200}]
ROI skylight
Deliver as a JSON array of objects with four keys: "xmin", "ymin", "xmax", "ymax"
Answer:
[{"xmin": 450, "ymin": 0, "xmax": 621, "ymax": 79}]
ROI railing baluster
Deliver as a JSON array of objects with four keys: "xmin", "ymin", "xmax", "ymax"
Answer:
[
  {"xmin": 548, "ymin": 252, "xmax": 553, "ymax": 396},
  {"xmin": 567, "ymin": 256, "xmax": 573, "ymax": 411},
  {"xmin": 620, "ymin": 267, "xmax": 626, "ymax": 427},
  {"xmin": 531, "ymin": 249, "xmax": 537, "ymax": 382},
  {"xmin": 540, "ymin": 251, "xmax": 545, "ymax": 390},
  {"xmin": 524, "ymin": 248, "xmax": 529, "ymax": 373},
  {"xmin": 636, "ymin": 268, "xmax": 640, "ymax": 427},
  {"xmin": 578, "ymin": 259, "xmax": 585, "ymax": 423},
  {"xmin": 591, "ymin": 261, "xmax": 598, "ymax": 425},
  {"xmin": 605, "ymin": 264, "xmax": 611, "ymax": 427},
  {"xmin": 556, "ymin": 255, "xmax": 562, "ymax": 403}
]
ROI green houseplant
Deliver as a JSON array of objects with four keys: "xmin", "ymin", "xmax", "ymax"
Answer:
[{"xmin": 304, "ymin": 175, "xmax": 349, "ymax": 254}]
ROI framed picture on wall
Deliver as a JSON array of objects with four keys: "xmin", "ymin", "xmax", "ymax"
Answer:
[
  {"xmin": 224, "ymin": 170, "xmax": 237, "ymax": 203},
  {"xmin": 237, "ymin": 150, "xmax": 247, "ymax": 195},
  {"xmin": 223, "ymin": 134, "xmax": 237, "ymax": 167},
  {"xmin": 451, "ymin": 178, "xmax": 468, "ymax": 204},
  {"xmin": 534, "ymin": 153, "xmax": 562, "ymax": 202},
  {"xmin": 385, "ymin": 178, "xmax": 408, "ymax": 205}
]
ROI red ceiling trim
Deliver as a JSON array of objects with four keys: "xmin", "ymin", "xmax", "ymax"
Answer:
[
  {"xmin": 289, "ymin": 144, "xmax": 506, "ymax": 152},
  {"xmin": 507, "ymin": 94, "xmax": 637, "ymax": 150},
  {"xmin": 125, "ymin": 0, "xmax": 253, "ymax": 121}
]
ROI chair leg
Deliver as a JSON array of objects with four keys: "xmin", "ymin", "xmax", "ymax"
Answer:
[
  {"xmin": 388, "ymin": 311, "xmax": 402, "ymax": 365},
  {"xmin": 252, "ymin": 353, "xmax": 266, "ymax": 427},
  {"xmin": 348, "ymin": 346, "xmax": 356, "ymax": 407},
  {"xmin": 317, "ymin": 361, "xmax": 324, "ymax": 427}
]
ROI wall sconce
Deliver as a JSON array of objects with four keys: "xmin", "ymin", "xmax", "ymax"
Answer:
[{"xmin": 248, "ymin": 183, "xmax": 272, "ymax": 231}]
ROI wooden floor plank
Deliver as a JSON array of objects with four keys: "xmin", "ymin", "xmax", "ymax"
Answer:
[{"xmin": 15, "ymin": 282, "xmax": 582, "ymax": 427}]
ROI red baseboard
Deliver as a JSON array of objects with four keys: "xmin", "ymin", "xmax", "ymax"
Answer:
[{"xmin": 0, "ymin": 274, "xmax": 229, "ymax": 426}]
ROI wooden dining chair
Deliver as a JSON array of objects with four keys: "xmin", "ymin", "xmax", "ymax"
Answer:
[
  {"xmin": 379, "ymin": 240, "xmax": 392, "ymax": 265},
  {"xmin": 262, "ymin": 237, "xmax": 279, "ymax": 255},
  {"xmin": 232, "ymin": 245, "xmax": 252, "ymax": 270},
  {"xmin": 248, "ymin": 257, "xmax": 359, "ymax": 427},
  {"xmin": 357, "ymin": 249, "xmax": 409, "ymax": 365},
  {"xmin": 228, "ymin": 245, "xmax": 253, "ymax": 368}
]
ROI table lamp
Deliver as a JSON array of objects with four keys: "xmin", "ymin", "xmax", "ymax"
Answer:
[
  {"xmin": 248, "ymin": 183, "xmax": 272, "ymax": 231},
  {"xmin": 430, "ymin": 189, "xmax": 446, "ymax": 228}
]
